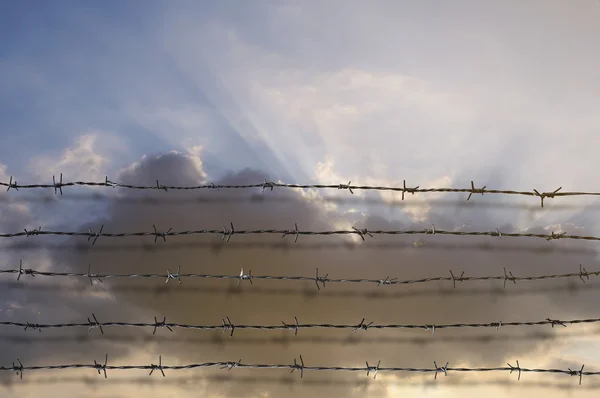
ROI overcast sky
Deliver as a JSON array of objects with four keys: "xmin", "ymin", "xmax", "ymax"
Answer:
[{"xmin": 1, "ymin": 1, "xmax": 600, "ymax": 397}]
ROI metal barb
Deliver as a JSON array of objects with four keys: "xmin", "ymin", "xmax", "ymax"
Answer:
[
  {"xmin": 7, "ymin": 176, "xmax": 18, "ymax": 191},
  {"xmin": 377, "ymin": 276, "xmax": 397, "ymax": 286},
  {"xmin": 261, "ymin": 179, "xmax": 275, "ymax": 192},
  {"xmin": 94, "ymin": 354, "xmax": 108, "ymax": 378},
  {"xmin": 153, "ymin": 317, "xmax": 173, "ymax": 334},
  {"xmin": 503, "ymin": 267, "xmax": 516, "ymax": 288},
  {"xmin": 149, "ymin": 355, "xmax": 166, "ymax": 377},
  {"xmin": 547, "ymin": 318, "xmax": 567, "ymax": 328},
  {"xmin": 23, "ymin": 322, "xmax": 41, "ymax": 332},
  {"xmin": 546, "ymin": 231, "xmax": 567, "ymax": 241},
  {"xmin": 290, "ymin": 355, "xmax": 305, "ymax": 378},
  {"xmin": 352, "ymin": 227, "xmax": 373, "ymax": 241},
  {"xmin": 87, "ymin": 225, "xmax": 104, "ymax": 246},
  {"xmin": 153, "ymin": 225, "xmax": 172, "ymax": 243},
  {"xmin": 87, "ymin": 264, "xmax": 103, "ymax": 285},
  {"xmin": 533, "ymin": 187, "xmax": 562, "ymax": 208},
  {"xmin": 282, "ymin": 316, "xmax": 300, "ymax": 336},
  {"xmin": 87, "ymin": 313, "xmax": 104, "ymax": 334},
  {"xmin": 338, "ymin": 181, "xmax": 353, "ymax": 194},
  {"xmin": 353, "ymin": 318, "xmax": 373, "ymax": 333},
  {"xmin": 16, "ymin": 259, "xmax": 35, "ymax": 281},
  {"xmin": 166, "ymin": 265, "xmax": 182, "ymax": 284},
  {"xmin": 366, "ymin": 360, "xmax": 381, "ymax": 379},
  {"xmin": 53, "ymin": 174, "xmax": 63, "ymax": 195},
  {"xmin": 221, "ymin": 359, "xmax": 241, "ymax": 371},
  {"xmin": 222, "ymin": 317, "xmax": 235, "ymax": 337},
  {"xmin": 221, "ymin": 222, "xmax": 235, "ymax": 242},
  {"xmin": 402, "ymin": 180, "xmax": 419, "ymax": 200},
  {"xmin": 237, "ymin": 267, "xmax": 252, "ymax": 286},
  {"xmin": 449, "ymin": 270, "xmax": 465, "ymax": 288},
  {"xmin": 508, "ymin": 360, "xmax": 522, "ymax": 381},
  {"xmin": 314, "ymin": 268, "xmax": 328, "ymax": 290},
  {"xmin": 466, "ymin": 181, "xmax": 486, "ymax": 201},
  {"xmin": 433, "ymin": 361, "xmax": 449, "ymax": 379},
  {"xmin": 12, "ymin": 359, "xmax": 24, "ymax": 379},
  {"xmin": 104, "ymin": 176, "xmax": 116, "ymax": 188},
  {"xmin": 580, "ymin": 264, "xmax": 590, "ymax": 283},
  {"xmin": 156, "ymin": 180, "xmax": 168, "ymax": 192},
  {"xmin": 568, "ymin": 364, "xmax": 585, "ymax": 385},
  {"xmin": 282, "ymin": 223, "xmax": 300, "ymax": 242},
  {"xmin": 23, "ymin": 227, "xmax": 42, "ymax": 237},
  {"xmin": 426, "ymin": 325, "xmax": 436, "ymax": 335}
]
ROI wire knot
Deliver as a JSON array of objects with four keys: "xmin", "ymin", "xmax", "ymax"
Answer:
[
  {"xmin": 503, "ymin": 267, "xmax": 516, "ymax": 288},
  {"xmin": 508, "ymin": 360, "xmax": 522, "ymax": 380},
  {"xmin": 149, "ymin": 355, "xmax": 166, "ymax": 377},
  {"xmin": 568, "ymin": 364, "xmax": 585, "ymax": 385},
  {"xmin": 352, "ymin": 227, "xmax": 373, "ymax": 241},
  {"xmin": 261, "ymin": 179, "xmax": 275, "ymax": 192},
  {"xmin": 338, "ymin": 181, "xmax": 354, "ymax": 194},
  {"xmin": 377, "ymin": 276, "xmax": 397, "ymax": 286},
  {"xmin": 87, "ymin": 225, "xmax": 104, "ymax": 245},
  {"xmin": 314, "ymin": 268, "xmax": 328, "ymax": 290},
  {"xmin": 546, "ymin": 318, "xmax": 567, "ymax": 328},
  {"xmin": 282, "ymin": 316, "xmax": 300, "ymax": 336},
  {"xmin": 7, "ymin": 176, "xmax": 19, "ymax": 191},
  {"xmin": 24, "ymin": 227, "xmax": 42, "ymax": 237},
  {"xmin": 366, "ymin": 360, "xmax": 381, "ymax": 379},
  {"xmin": 467, "ymin": 181, "xmax": 486, "ymax": 201},
  {"xmin": 87, "ymin": 313, "xmax": 104, "ymax": 334},
  {"xmin": 153, "ymin": 225, "xmax": 172, "ymax": 243},
  {"xmin": 434, "ymin": 361, "xmax": 449, "ymax": 379},
  {"xmin": 290, "ymin": 355, "xmax": 305, "ymax": 378},
  {"xmin": 237, "ymin": 266, "xmax": 253, "ymax": 286},
  {"xmin": 17, "ymin": 260, "xmax": 35, "ymax": 281},
  {"xmin": 449, "ymin": 270, "xmax": 465, "ymax": 288},
  {"xmin": 353, "ymin": 318, "xmax": 373, "ymax": 333},
  {"xmin": 87, "ymin": 264, "xmax": 103, "ymax": 286},
  {"xmin": 282, "ymin": 223, "xmax": 300, "ymax": 242},
  {"xmin": 94, "ymin": 354, "xmax": 108, "ymax": 378},
  {"xmin": 166, "ymin": 265, "xmax": 182, "ymax": 284},
  {"xmin": 12, "ymin": 359, "xmax": 24, "ymax": 379},
  {"xmin": 153, "ymin": 317, "xmax": 173, "ymax": 334},
  {"xmin": 221, "ymin": 316, "xmax": 235, "ymax": 337},
  {"xmin": 222, "ymin": 222, "xmax": 235, "ymax": 242},
  {"xmin": 546, "ymin": 231, "xmax": 566, "ymax": 241},
  {"xmin": 221, "ymin": 359, "xmax": 242, "ymax": 371},
  {"xmin": 24, "ymin": 322, "xmax": 42, "ymax": 332},
  {"xmin": 579, "ymin": 264, "xmax": 590, "ymax": 283},
  {"xmin": 402, "ymin": 180, "xmax": 419, "ymax": 200},
  {"xmin": 155, "ymin": 180, "xmax": 168, "ymax": 192},
  {"xmin": 52, "ymin": 173, "xmax": 64, "ymax": 195},
  {"xmin": 533, "ymin": 187, "xmax": 562, "ymax": 208}
]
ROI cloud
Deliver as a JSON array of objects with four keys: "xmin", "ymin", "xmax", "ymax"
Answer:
[{"xmin": 4, "ymin": 152, "xmax": 600, "ymax": 397}]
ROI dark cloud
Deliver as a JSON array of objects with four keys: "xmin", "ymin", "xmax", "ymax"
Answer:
[{"xmin": 2, "ymin": 152, "xmax": 600, "ymax": 397}]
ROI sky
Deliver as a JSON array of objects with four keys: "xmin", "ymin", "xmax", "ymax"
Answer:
[{"xmin": 1, "ymin": 0, "xmax": 600, "ymax": 397}]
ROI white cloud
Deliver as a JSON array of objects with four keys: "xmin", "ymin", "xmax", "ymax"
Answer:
[{"xmin": 29, "ymin": 133, "xmax": 110, "ymax": 182}]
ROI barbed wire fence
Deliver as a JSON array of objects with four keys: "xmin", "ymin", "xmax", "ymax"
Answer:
[
  {"xmin": 3, "ymin": 174, "xmax": 600, "ymax": 207},
  {"xmin": 3, "ymin": 175, "xmax": 600, "ymax": 389},
  {"xmin": 3, "ymin": 262, "xmax": 597, "ymax": 289},
  {"xmin": 0, "ymin": 356, "xmax": 592, "ymax": 384}
]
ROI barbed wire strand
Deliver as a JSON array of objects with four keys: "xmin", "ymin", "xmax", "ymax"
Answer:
[
  {"xmin": 4, "ymin": 263, "xmax": 597, "ymax": 290},
  {"xmin": 0, "ymin": 225, "xmax": 591, "ymax": 245},
  {"xmin": 0, "ymin": 356, "xmax": 592, "ymax": 385},
  {"xmin": 3, "ymin": 315, "xmax": 599, "ymax": 336},
  {"xmin": 1, "ymin": 175, "xmax": 594, "ymax": 207}
]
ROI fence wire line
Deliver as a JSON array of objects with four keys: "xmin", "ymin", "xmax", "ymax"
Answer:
[
  {"xmin": 3, "ymin": 315, "xmax": 600, "ymax": 336},
  {"xmin": 1, "ymin": 174, "xmax": 596, "ymax": 207},
  {"xmin": 0, "ymin": 224, "xmax": 594, "ymax": 245},
  {"xmin": 0, "ymin": 356, "xmax": 592, "ymax": 384},
  {"xmin": 4, "ymin": 262, "xmax": 598, "ymax": 290}
]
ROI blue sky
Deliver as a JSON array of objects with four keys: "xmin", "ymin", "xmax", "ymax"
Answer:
[{"xmin": 1, "ymin": 1, "xmax": 600, "ymax": 397}]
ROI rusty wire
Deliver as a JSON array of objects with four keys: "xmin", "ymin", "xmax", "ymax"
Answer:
[
  {"xmin": 2, "ymin": 314, "xmax": 599, "ymax": 336},
  {"xmin": 4, "ymin": 262, "xmax": 597, "ymax": 290},
  {"xmin": 0, "ymin": 356, "xmax": 592, "ymax": 384},
  {"xmin": 1, "ymin": 175, "xmax": 596, "ymax": 207},
  {"xmin": 0, "ymin": 224, "xmax": 591, "ymax": 245}
]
